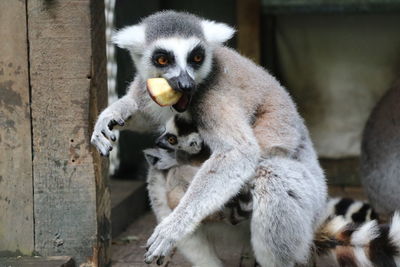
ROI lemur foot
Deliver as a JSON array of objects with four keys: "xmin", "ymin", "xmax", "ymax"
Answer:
[{"xmin": 91, "ymin": 112, "xmax": 125, "ymax": 156}]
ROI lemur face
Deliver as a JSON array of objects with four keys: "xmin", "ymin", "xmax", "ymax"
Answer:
[
  {"xmin": 156, "ymin": 116, "xmax": 203, "ymax": 155},
  {"xmin": 112, "ymin": 11, "xmax": 235, "ymax": 112}
]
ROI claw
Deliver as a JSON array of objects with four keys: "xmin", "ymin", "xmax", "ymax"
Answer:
[
  {"xmin": 156, "ymin": 256, "xmax": 165, "ymax": 265},
  {"xmin": 144, "ymin": 257, "xmax": 153, "ymax": 264},
  {"xmin": 116, "ymin": 118, "xmax": 125, "ymax": 126},
  {"xmin": 108, "ymin": 120, "xmax": 117, "ymax": 130}
]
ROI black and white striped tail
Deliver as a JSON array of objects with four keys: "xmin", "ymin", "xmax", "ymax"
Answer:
[
  {"xmin": 326, "ymin": 197, "xmax": 379, "ymax": 224},
  {"xmin": 314, "ymin": 212, "xmax": 400, "ymax": 267}
]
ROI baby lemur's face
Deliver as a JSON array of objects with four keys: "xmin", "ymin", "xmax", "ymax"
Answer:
[{"xmin": 156, "ymin": 116, "xmax": 203, "ymax": 155}]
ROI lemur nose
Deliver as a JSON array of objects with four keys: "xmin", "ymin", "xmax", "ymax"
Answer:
[
  {"xmin": 178, "ymin": 81, "xmax": 193, "ymax": 92},
  {"xmin": 169, "ymin": 71, "xmax": 195, "ymax": 93}
]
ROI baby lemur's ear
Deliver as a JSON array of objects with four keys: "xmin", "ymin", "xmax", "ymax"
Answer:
[
  {"xmin": 143, "ymin": 148, "xmax": 161, "ymax": 167},
  {"xmin": 112, "ymin": 24, "xmax": 145, "ymax": 54},
  {"xmin": 201, "ymin": 20, "xmax": 235, "ymax": 45},
  {"xmin": 143, "ymin": 148, "xmax": 178, "ymax": 170}
]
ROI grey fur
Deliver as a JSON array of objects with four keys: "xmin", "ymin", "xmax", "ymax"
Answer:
[
  {"xmin": 142, "ymin": 11, "xmax": 204, "ymax": 43},
  {"xmin": 360, "ymin": 81, "xmax": 400, "ymax": 217},
  {"xmin": 91, "ymin": 11, "xmax": 327, "ymax": 267}
]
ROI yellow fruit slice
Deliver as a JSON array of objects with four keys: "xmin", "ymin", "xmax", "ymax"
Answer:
[{"xmin": 147, "ymin": 78, "xmax": 182, "ymax": 106}]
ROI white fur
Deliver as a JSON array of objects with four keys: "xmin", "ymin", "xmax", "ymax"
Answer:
[
  {"xmin": 345, "ymin": 201, "xmax": 363, "ymax": 222},
  {"xmin": 351, "ymin": 220, "xmax": 380, "ymax": 246},
  {"xmin": 325, "ymin": 215, "xmax": 348, "ymax": 234},
  {"xmin": 112, "ymin": 25, "xmax": 145, "ymax": 54},
  {"xmin": 325, "ymin": 197, "xmax": 340, "ymax": 220},
  {"xmin": 201, "ymin": 20, "xmax": 235, "ymax": 45},
  {"xmin": 389, "ymin": 212, "xmax": 400, "ymax": 266},
  {"xmin": 353, "ymin": 247, "xmax": 373, "ymax": 267}
]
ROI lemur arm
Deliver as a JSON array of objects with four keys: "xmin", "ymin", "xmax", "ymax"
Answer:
[
  {"xmin": 91, "ymin": 77, "xmax": 157, "ymax": 156},
  {"xmin": 145, "ymin": 101, "xmax": 260, "ymax": 263}
]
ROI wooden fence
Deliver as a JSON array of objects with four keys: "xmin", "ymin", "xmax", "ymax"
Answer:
[{"xmin": 0, "ymin": 1, "xmax": 110, "ymax": 265}]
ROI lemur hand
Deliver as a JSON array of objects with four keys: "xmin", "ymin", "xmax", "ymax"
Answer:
[
  {"xmin": 144, "ymin": 213, "xmax": 193, "ymax": 264},
  {"xmin": 91, "ymin": 111, "xmax": 125, "ymax": 157}
]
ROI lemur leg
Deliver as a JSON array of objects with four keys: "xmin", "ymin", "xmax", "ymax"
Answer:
[
  {"xmin": 177, "ymin": 226, "xmax": 224, "ymax": 267},
  {"xmin": 250, "ymin": 158, "xmax": 323, "ymax": 267}
]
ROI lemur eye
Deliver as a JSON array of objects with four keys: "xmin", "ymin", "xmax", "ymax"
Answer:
[
  {"xmin": 193, "ymin": 55, "xmax": 203, "ymax": 63},
  {"xmin": 157, "ymin": 56, "xmax": 168, "ymax": 65},
  {"xmin": 167, "ymin": 136, "xmax": 177, "ymax": 145}
]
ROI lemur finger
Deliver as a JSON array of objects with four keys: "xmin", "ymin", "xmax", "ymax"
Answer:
[
  {"xmin": 91, "ymin": 134, "xmax": 112, "ymax": 157},
  {"xmin": 147, "ymin": 231, "xmax": 159, "ymax": 248},
  {"xmin": 108, "ymin": 118, "xmax": 125, "ymax": 130},
  {"xmin": 144, "ymin": 240, "xmax": 167, "ymax": 264},
  {"xmin": 146, "ymin": 236, "xmax": 163, "ymax": 256},
  {"xmin": 101, "ymin": 127, "xmax": 116, "ymax": 142}
]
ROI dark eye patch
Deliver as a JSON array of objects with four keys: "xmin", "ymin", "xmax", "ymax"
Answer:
[
  {"xmin": 187, "ymin": 45, "xmax": 205, "ymax": 69},
  {"xmin": 152, "ymin": 49, "xmax": 175, "ymax": 67}
]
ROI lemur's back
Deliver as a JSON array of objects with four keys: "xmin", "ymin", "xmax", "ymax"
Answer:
[{"xmin": 208, "ymin": 47, "xmax": 327, "ymax": 226}]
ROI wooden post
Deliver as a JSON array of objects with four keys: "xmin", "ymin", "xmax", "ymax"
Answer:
[
  {"xmin": 0, "ymin": 0, "xmax": 34, "ymax": 257},
  {"xmin": 27, "ymin": 0, "xmax": 110, "ymax": 265},
  {"xmin": 236, "ymin": 0, "xmax": 261, "ymax": 63}
]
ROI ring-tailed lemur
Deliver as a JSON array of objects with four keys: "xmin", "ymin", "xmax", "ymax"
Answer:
[{"xmin": 91, "ymin": 11, "xmax": 327, "ymax": 266}]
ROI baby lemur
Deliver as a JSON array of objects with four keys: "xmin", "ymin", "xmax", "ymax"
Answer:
[{"xmin": 146, "ymin": 115, "xmax": 252, "ymax": 226}]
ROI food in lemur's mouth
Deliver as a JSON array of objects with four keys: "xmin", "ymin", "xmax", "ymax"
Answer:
[{"xmin": 147, "ymin": 78, "xmax": 182, "ymax": 106}]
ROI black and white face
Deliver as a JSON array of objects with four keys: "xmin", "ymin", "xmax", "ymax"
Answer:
[
  {"xmin": 139, "ymin": 37, "xmax": 212, "ymax": 112},
  {"xmin": 155, "ymin": 116, "xmax": 203, "ymax": 155},
  {"xmin": 112, "ymin": 12, "xmax": 235, "ymax": 112}
]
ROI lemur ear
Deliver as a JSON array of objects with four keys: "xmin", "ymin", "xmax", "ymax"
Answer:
[
  {"xmin": 143, "ymin": 149, "xmax": 160, "ymax": 166},
  {"xmin": 201, "ymin": 20, "xmax": 235, "ymax": 44},
  {"xmin": 112, "ymin": 25, "xmax": 145, "ymax": 53}
]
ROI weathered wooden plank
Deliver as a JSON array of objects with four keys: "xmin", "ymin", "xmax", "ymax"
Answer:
[
  {"xmin": 0, "ymin": 1, "xmax": 34, "ymax": 256},
  {"xmin": 27, "ymin": 0, "xmax": 109, "ymax": 265},
  {"xmin": 237, "ymin": 0, "xmax": 261, "ymax": 64},
  {"xmin": 0, "ymin": 256, "xmax": 74, "ymax": 267}
]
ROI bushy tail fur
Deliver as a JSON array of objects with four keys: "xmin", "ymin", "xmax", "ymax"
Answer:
[{"xmin": 314, "ymin": 212, "xmax": 400, "ymax": 267}]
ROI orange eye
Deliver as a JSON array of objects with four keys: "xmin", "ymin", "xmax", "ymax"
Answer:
[
  {"xmin": 157, "ymin": 56, "xmax": 168, "ymax": 65},
  {"xmin": 168, "ymin": 136, "xmax": 177, "ymax": 145},
  {"xmin": 193, "ymin": 55, "xmax": 203, "ymax": 63}
]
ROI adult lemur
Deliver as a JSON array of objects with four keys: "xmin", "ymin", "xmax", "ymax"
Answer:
[{"xmin": 91, "ymin": 11, "xmax": 327, "ymax": 266}]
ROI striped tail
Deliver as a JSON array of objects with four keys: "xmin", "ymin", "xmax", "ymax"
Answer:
[
  {"xmin": 326, "ymin": 197, "xmax": 379, "ymax": 224},
  {"xmin": 314, "ymin": 212, "xmax": 400, "ymax": 267}
]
